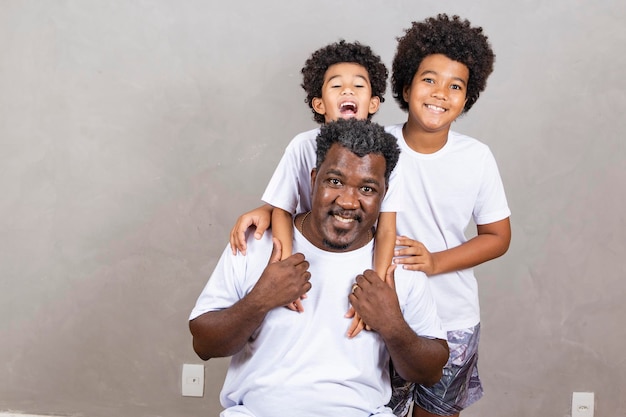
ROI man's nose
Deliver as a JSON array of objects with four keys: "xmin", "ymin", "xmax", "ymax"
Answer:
[{"xmin": 336, "ymin": 189, "xmax": 359, "ymax": 209}]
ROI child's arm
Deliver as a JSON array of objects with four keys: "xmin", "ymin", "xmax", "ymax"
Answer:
[
  {"xmin": 346, "ymin": 212, "xmax": 397, "ymax": 338},
  {"xmin": 395, "ymin": 217, "xmax": 511, "ymax": 275},
  {"xmin": 229, "ymin": 204, "xmax": 273, "ymax": 255},
  {"xmin": 373, "ymin": 212, "xmax": 397, "ymax": 282},
  {"xmin": 273, "ymin": 207, "xmax": 307, "ymax": 312},
  {"xmin": 271, "ymin": 208, "xmax": 294, "ymax": 261}
]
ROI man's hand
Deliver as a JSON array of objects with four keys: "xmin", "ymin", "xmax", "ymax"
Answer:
[
  {"xmin": 345, "ymin": 266, "xmax": 391, "ymax": 338},
  {"xmin": 348, "ymin": 265, "xmax": 403, "ymax": 333},
  {"xmin": 229, "ymin": 204, "xmax": 273, "ymax": 255},
  {"xmin": 250, "ymin": 238, "xmax": 311, "ymax": 311},
  {"xmin": 393, "ymin": 236, "xmax": 436, "ymax": 276}
]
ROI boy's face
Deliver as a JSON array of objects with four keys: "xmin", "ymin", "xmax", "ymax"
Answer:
[
  {"xmin": 308, "ymin": 143, "xmax": 386, "ymax": 252},
  {"xmin": 402, "ymin": 54, "xmax": 469, "ymax": 135},
  {"xmin": 312, "ymin": 63, "xmax": 380, "ymax": 123}
]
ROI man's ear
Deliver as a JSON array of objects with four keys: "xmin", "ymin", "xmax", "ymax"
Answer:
[
  {"xmin": 312, "ymin": 97, "xmax": 325, "ymax": 116},
  {"xmin": 368, "ymin": 96, "xmax": 381, "ymax": 115}
]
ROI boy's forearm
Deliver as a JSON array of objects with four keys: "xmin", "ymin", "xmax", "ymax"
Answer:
[
  {"xmin": 374, "ymin": 212, "xmax": 397, "ymax": 279},
  {"xmin": 432, "ymin": 217, "xmax": 511, "ymax": 275},
  {"xmin": 374, "ymin": 230, "xmax": 395, "ymax": 279},
  {"xmin": 272, "ymin": 208, "xmax": 294, "ymax": 259}
]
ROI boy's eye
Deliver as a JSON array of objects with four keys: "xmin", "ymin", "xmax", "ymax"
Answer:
[
  {"xmin": 422, "ymin": 78, "xmax": 435, "ymax": 84},
  {"xmin": 450, "ymin": 84, "xmax": 462, "ymax": 90}
]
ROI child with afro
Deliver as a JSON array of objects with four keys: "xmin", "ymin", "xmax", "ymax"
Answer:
[
  {"xmin": 386, "ymin": 14, "xmax": 511, "ymax": 417},
  {"xmin": 229, "ymin": 40, "xmax": 404, "ymax": 336}
]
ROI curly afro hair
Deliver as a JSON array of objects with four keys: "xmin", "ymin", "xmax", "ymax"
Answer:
[
  {"xmin": 301, "ymin": 40, "xmax": 388, "ymax": 124},
  {"xmin": 391, "ymin": 14, "xmax": 495, "ymax": 114},
  {"xmin": 316, "ymin": 118, "xmax": 399, "ymax": 185}
]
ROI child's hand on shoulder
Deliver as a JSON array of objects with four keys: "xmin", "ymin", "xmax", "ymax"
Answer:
[
  {"xmin": 229, "ymin": 204, "xmax": 273, "ymax": 255},
  {"xmin": 393, "ymin": 236, "xmax": 436, "ymax": 276}
]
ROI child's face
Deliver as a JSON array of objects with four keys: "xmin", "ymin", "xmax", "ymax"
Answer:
[
  {"xmin": 312, "ymin": 63, "xmax": 380, "ymax": 124},
  {"xmin": 402, "ymin": 54, "xmax": 469, "ymax": 135}
]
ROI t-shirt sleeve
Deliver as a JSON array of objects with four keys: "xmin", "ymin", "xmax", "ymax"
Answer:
[
  {"xmin": 396, "ymin": 269, "xmax": 446, "ymax": 340},
  {"xmin": 380, "ymin": 162, "xmax": 407, "ymax": 214},
  {"xmin": 473, "ymin": 149, "xmax": 511, "ymax": 225},
  {"xmin": 261, "ymin": 130, "xmax": 318, "ymax": 214},
  {"xmin": 189, "ymin": 235, "xmax": 274, "ymax": 321},
  {"xmin": 189, "ymin": 244, "xmax": 244, "ymax": 321}
]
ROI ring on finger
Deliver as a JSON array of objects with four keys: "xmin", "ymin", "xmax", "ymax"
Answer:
[{"xmin": 351, "ymin": 283, "xmax": 359, "ymax": 294}]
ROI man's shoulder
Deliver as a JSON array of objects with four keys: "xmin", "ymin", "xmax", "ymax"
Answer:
[
  {"xmin": 393, "ymin": 268, "xmax": 429, "ymax": 292},
  {"xmin": 392, "ymin": 268, "xmax": 432, "ymax": 308}
]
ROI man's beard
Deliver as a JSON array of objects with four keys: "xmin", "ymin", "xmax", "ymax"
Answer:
[{"xmin": 322, "ymin": 238, "xmax": 350, "ymax": 251}]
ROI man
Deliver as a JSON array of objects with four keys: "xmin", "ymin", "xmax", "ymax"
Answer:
[{"xmin": 189, "ymin": 118, "xmax": 449, "ymax": 417}]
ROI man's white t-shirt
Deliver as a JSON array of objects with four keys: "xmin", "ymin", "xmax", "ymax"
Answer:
[
  {"xmin": 261, "ymin": 127, "xmax": 405, "ymax": 214},
  {"xmin": 386, "ymin": 124, "xmax": 511, "ymax": 330},
  {"xmin": 190, "ymin": 228, "xmax": 445, "ymax": 417}
]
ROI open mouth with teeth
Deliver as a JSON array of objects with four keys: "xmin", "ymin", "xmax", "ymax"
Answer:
[
  {"xmin": 340, "ymin": 101, "xmax": 358, "ymax": 116},
  {"xmin": 425, "ymin": 104, "xmax": 446, "ymax": 112},
  {"xmin": 331, "ymin": 211, "xmax": 361, "ymax": 226},
  {"xmin": 334, "ymin": 214, "xmax": 356, "ymax": 223}
]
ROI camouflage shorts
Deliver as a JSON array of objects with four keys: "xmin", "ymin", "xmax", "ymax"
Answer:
[{"xmin": 387, "ymin": 323, "xmax": 483, "ymax": 416}]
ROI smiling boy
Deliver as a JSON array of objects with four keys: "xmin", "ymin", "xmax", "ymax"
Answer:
[{"xmin": 386, "ymin": 14, "xmax": 512, "ymax": 417}]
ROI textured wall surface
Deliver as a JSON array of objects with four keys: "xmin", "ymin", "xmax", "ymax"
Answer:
[{"xmin": 1, "ymin": 1, "xmax": 624, "ymax": 416}]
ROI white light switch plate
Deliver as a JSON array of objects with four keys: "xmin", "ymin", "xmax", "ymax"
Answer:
[
  {"xmin": 182, "ymin": 363, "xmax": 204, "ymax": 397},
  {"xmin": 572, "ymin": 392, "xmax": 594, "ymax": 417}
]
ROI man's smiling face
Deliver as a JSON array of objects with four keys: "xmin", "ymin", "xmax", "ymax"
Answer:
[{"xmin": 307, "ymin": 143, "xmax": 386, "ymax": 252}]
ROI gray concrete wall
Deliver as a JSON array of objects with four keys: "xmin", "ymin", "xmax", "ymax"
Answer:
[{"xmin": 1, "ymin": 1, "xmax": 624, "ymax": 416}]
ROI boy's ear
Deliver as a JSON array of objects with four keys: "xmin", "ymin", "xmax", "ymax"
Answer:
[
  {"xmin": 368, "ymin": 96, "xmax": 381, "ymax": 115},
  {"xmin": 402, "ymin": 85, "xmax": 410, "ymax": 103},
  {"xmin": 312, "ymin": 97, "xmax": 326, "ymax": 116}
]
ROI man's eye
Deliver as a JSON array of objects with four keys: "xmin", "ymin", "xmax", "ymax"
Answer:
[
  {"xmin": 329, "ymin": 178, "xmax": 342, "ymax": 186},
  {"xmin": 361, "ymin": 186, "xmax": 374, "ymax": 193}
]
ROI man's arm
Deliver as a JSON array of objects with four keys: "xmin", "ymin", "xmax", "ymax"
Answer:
[
  {"xmin": 189, "ymin": 238, "xmax": 311, "ymax": 360},
  {"xmin": 349, "ymin": 267, "xmax": 448, "ymax": 386}
]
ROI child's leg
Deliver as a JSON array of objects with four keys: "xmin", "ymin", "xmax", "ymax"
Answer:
[{"xmin": 413, "ymin": 324, "xmax": 483, "ymax": 416}]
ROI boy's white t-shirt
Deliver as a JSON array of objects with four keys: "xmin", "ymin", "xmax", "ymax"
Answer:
[
  {"xmin": 189, "ymin": 228, "xmax": 445, "ymax": 417},
  {"xmin": 261, "ymin": 127, "xmax": 405, "ymax": 214},
  {"xmin": 386, "ymin": 123, "xmax": 511, "ymax": 330}
]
